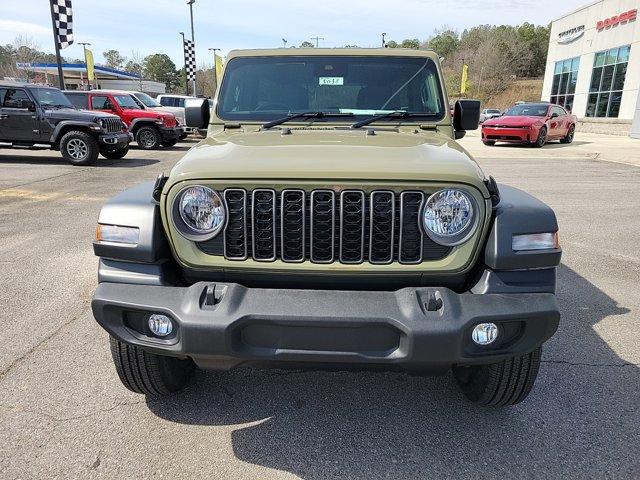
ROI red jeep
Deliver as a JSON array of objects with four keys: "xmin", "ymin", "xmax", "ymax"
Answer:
[{"xmin": 65, "ymin": 90, "xmax": 182, "ymax": 149}]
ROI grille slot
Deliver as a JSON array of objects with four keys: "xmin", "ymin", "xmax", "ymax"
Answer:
[
  {"xmin": 281, "ymin": 189, "xmax": 306, "ymax": 262},
  {"xmin": 399, "ymin": 191, "xmax": 425, "ymax": 264},
  {"xmin": 369, "ymin": 191, "xmax": 395, "ymax": 264},
  {"xmin": 207, "ymin": 188, "xmax": 452, "ymax": 264},
  {"xmin": 251, "ymin": 189, "xmax": 276, "ymax": 261},
  {"xmin": 224, "ymin": 189, "xmax": 248, "ymax": 260},
  {"xmin": 339, "ymin": 190, "xmax": 365, "ymax": 264},
  {"xmin": 310, "ymin": 190, "xmax": 336, "ymax": 263}
]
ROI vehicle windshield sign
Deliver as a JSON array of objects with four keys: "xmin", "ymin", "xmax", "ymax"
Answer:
[
  {"xmin": 32, "ymin": 88, "xmax": 74, "ymax": 109},
  {"xmin": 504, "ymin": 104, "xmax": 548, "ymax": 116},
  {"xmin": 217, "ymin": 55, "xmax": 445, "ymax": 123}
]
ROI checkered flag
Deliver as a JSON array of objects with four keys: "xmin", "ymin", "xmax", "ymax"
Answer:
[
  {"xmin": 50, "ymin": 0, "xmax": 74, "ymax": 49},
  {"xmin": 183, "ymin": 38, "xmax": 196, "ymax": 81}
]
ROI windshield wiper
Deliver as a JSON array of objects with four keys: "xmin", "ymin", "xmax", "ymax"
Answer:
[
  {"xmin": 262, "ymin": 111, "xmax": 354, "ymax": 129},
  {"xmin": 351, "ymin": 111, "xmax": 422, "ymax": 129}
]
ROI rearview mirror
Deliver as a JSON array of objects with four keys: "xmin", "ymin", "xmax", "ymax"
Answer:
[
  {"xmin": 185, "ymin": 98, "xmax": 210, "ymax": 128},
  {"xmin": 453, "ymin": 99, "xmax": 481, "ymax": 135}
]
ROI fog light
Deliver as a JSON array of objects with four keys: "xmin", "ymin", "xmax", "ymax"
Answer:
[
  {"xmin": 472, "ymin": 323, "xmax": 498, "ymax": 346},
  {"xmin": 148, "ymin": 314, "xmax": 173, "ymax": 337}
]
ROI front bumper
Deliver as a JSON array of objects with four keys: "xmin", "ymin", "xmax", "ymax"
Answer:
[
  {"xmin": 482, "ymin": 127, "xmax": 532, "ymax": 143},
  {"xmin": 92, "ymin": 282, "xmax": 559, "ymax": 372},
  {"xmin": 98, "ymin": 132, "xmax": 132, "ymax": 147},
  {"xmin": 159, "ymin": 126, "xmax": 181, "ymax": 142}
]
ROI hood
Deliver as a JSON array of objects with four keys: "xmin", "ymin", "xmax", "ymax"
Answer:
[
  {"xmin": 149, "ymin": 105, "xmax": 184, "ymax": 117},
  {"xmin": 483, "ymin": 115, "xmax": 544, "ymax": 127},
  {"xmin": 44, "ymin": 107, "xmax": 119, "ymax": 123},
  {"xmin": 169, "ymin": 128, "xmax": 487, "ymax": 192},
  {"xmin": 122, "ymin": 108, "xmax": 167, "ymax": 119}
]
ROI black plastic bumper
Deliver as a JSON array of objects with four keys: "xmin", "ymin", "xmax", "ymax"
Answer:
[
  {"xmin": 92, "ymin": 282, "xmax": 559, "ymax": 372},
  {"xmin": 159, "ymin": 126, "xmax": 181, "ymax": 142},
  {"xmin": 98, "ymin": 132, "xmax": 131, "ymax": 147}
]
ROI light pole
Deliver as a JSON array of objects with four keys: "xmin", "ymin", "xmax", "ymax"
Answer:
[
  {"xmin": 282, "ymin": 38, "xmax": 288, "ymax": 48},
  {"xmin": 78, "ymin": 42, "xmax": 91, "ymax": 89},
  {"xmin": 180, "ymin": 32, "xmax": 189, "ymax": 95},
  {"xmin": 382, "ymin": 33, "xmax": 386, "ymax": 48},
  {"xmin": 311, "ymin": 36, "xmax": 324, "ymax": 48},
  {"xmin": 208, "ymin": 47, "xmax": 221, "ymax": 94},
  {"xmin": 186, "ymin": 0, "xmax": 197, "ymax": 96}
]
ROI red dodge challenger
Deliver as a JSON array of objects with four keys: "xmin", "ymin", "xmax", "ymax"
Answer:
[{"xmin": 481, "ymin": 103, "xmax": 576, "ymax": 147}]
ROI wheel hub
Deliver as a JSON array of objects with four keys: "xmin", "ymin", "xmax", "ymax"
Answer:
[{"xmin": 67, "ymin": 139, "xmax": 88, "ymax": 159}]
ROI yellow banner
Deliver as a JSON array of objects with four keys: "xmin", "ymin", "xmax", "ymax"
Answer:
[
  {"xmin": 215, "ymin": 54, "xmax": 223, "ymax": 80},
  {"xmin": 460, "ymin": 64, "xmax": 468, "ymax": 94},
  {"xmin": 85, "ymin": 48, "xmax": 95, "ymax": 81}
]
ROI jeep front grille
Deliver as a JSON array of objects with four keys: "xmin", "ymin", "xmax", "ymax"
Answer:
[
  {"xmin": 103, "ymin": 118, "xmax": 122, "ymax": 133},
  {"xmin": 198, "ymin": 188, "xmax": 452, "ymax": 264}
]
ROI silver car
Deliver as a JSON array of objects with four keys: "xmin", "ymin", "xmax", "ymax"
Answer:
[{"xmin": 479, "ymin": 108, "xmax": 502, "ymax": 123}]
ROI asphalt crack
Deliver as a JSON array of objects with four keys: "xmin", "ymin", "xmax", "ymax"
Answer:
[
  {"xmin": 0, "ymin": 302, "xmax": 91, "ymax": 380},
  {"xmin": 542, "ymin": 359, "xmax": 639, "ymax": 368}
]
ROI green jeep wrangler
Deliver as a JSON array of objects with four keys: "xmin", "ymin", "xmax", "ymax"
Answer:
[{"xmin": 92, "ymin": 49, "xmax": 561, "ymax": 406}]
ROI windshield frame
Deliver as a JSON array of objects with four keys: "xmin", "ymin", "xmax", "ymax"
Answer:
[
  {"xmin": 31, "ymin": 87, "xmax": 74, "ymax": 109},
  {"xmin": 215, "ymin": 54, "xmax": 447, "ymax": 124}
]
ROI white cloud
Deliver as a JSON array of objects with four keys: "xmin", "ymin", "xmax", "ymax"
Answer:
[{"xmin": 0, "ymin": 19, "xmax": 50, "ymax": 44}]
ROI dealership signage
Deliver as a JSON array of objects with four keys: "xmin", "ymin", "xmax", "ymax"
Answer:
[
  {"xmin": 557, "ymin": 25, "xmax": 585, "ymax": 43},
  {"xmin": 596, "ymin": 9, "xmax": 637, "ymax": 31}
]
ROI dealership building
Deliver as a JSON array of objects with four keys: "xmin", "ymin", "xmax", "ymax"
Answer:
[{"xmin": 541, "ymin": 0, "xmax": 640, "ymax": 136}]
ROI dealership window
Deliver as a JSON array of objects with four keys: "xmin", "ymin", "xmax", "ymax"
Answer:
[
  {"xmin": 586, "ymin": 45, "xmax": 630, "ymax": 118},
  {"xmin": 550, "ymin": 57, "xmax": 580, "ymax": 112}
]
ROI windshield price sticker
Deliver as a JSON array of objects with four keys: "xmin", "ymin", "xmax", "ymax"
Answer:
[{"xmin": 319, "ymin": 77, "xmax": 344, "ymax": 86}]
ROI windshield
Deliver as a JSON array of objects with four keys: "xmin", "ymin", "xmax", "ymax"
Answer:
[
  {"xmin": 113, "ymin": 94, "xmax": 142, "ymax": 109},
  {"xmin": 487, "ymin": 109, "xmax": 500, "ymax": 114},
  {"xmin": 504, "ymin": 104, "xmax": 548, "ymax": 116},
  {"xmin": 135, "ymin": 92, "xmax": 161, "ymax": 108},
  {"xmin": 32, "ymin": 88, "xmax": 74, "ymax": 108},
  {"xmin": 217, "ymin": 55, "xmax": 445, "ymax": 122}
]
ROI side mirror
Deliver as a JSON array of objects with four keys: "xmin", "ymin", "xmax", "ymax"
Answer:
[
  {"xmin": 185, "ymin": 98, "xmax": 210, "ymax": 129},
  {"xmin": 550, "ymin": 112, "xmax": 559, "ymax": 119},
  {"xmin": 22, "ymin": 100, "xmax": 36, "ymax": 111},
  {"xmin": 453, "ymin": 99, "xmax": 481, "ymax": 132}
]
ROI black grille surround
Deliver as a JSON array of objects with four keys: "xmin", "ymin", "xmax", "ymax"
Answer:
[{"xmin": 198, "ymin": 188, "xmax": 452, "ymax": 264}]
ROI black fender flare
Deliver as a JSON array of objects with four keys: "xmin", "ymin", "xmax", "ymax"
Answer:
[
  {"xmin": 129, "ymin": 118, "xmax": 160, "ymax": 133},
  {"xmin": 93, "ymin": 181, "xmax": 169, "ymax": 264},
  {"xmin": 50, "ymin": 121, "xmax": 97, "ymax": 143},
  {"xmin": 483, "ymin": 184, "xmax": 562, "ymax": 271}
]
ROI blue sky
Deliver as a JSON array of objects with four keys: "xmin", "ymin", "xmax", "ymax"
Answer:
[{"xmin": 1, "ymin": 0, "xmax": 588, "ymax": 68}]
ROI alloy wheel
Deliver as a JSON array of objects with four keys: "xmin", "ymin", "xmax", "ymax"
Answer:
[{"xmin": 67, "ymin": 139, "xmax": 88, "ymax": 160}]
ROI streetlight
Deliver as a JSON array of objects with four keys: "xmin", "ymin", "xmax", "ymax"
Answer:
[
  {"xmin": 311, "ymin": 36, "xmax": 324, "ymax": 48},
  {"xmin": 180, "ymin": 32, "xmax": 188, "ymax": 95},
  {"xmin": 382, "ymin": 33, "xmax": 387, "ymax": 48},
  {"xmin": 77, "ymin": 42, "xmax": 92, "ymax": 89},
  {"xmin": 208, "ymin": 47, "xmax": 221, "ymax": 94},
  {"xmin": 186, "ymin": 0, "xmax": 197, "ymax": 96},
  {"xmin": 282, "ymin": 38, "xmax": 288, "ymax": 48}
]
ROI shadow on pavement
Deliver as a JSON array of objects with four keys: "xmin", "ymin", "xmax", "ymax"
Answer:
[
  {"xmin": 147, "ymin": 264, "xmax": 638, "ymax": 479},
  {"xmin": 0, "ymin": 153, "xmax": 159, "ymax": 168}
]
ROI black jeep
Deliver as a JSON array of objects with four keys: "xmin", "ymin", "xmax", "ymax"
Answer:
[{"xmin": 0, "ymin": 82, "xmax": 131, "ymax": 165}]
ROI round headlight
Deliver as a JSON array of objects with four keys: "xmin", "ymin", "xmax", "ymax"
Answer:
[
  {"xmin": 173, "ymin": 186, "xmax": 225, "ymax": 241},
  {"xmin": 422, "ymin": 189, "xmax": 477, "ymax": 246}
]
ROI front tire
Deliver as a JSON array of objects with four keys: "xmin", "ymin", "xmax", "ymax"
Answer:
[
  {"xmin": 135, "ymin": 125, "xmax": 162, "ymax": 150},
  {"xmin": 453, "ymin": 347, "xmax": 542, "ymax": 406},
  {"xmin": 100, "ymin": 147, "xmax": 129, "ymax": 159},
  {"xmin": 560, "ymin": 124, "xmax": 575, "ymax": 144},
  {"xmin": 109, "ymin": 336, "xmax": 196, "ymax": 395},
  {"xmin": 60, "ymin": 130, "xmax": 99, "ymax": 165},
  {"xmin": 534, "ymin": 127, "xmax": 547, "ymax": 148}
]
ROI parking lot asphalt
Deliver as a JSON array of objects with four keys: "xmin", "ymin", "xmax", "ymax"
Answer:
[{"xmin": 1, "ymin": 133, "xmax": 639, "ymax": 479}]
